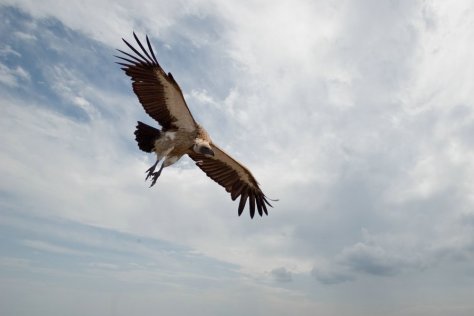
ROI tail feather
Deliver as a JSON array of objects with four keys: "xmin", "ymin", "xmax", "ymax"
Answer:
[{"xmin": 134, "ymin": 121, "xmax": 161, "ymax": 153}]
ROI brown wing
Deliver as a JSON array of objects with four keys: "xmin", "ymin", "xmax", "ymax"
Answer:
[
  {"xmin": 188, "ymin": 143, "xmax": 273, "ymax": 218},
  {"xmin": 116, "ymin": 33, "xmax": 196, "ymax": 131}
]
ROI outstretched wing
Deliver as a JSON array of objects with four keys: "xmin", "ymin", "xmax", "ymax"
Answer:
[
  {"xmin": 116, "ymin": 33, "xmax": 197, "ymax": 131},
  {"xmin": 188, "ymin": 144, "xmax": 273, "ymax": 218}
]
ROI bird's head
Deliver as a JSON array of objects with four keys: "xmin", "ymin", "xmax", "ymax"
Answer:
[{"xmin": 193, "ymin": 139, "xmax": 214, "ymax": 157}]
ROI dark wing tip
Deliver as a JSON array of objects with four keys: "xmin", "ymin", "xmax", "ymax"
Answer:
[
  {"xmin": 119, "ymin": 33, "xmax": 157, "ymax": 67},
  {"xmin": 256, "ymin": 195, "xmax": 263, "ymax": 217},
  {"xmin": 133, "ymin": 32, "xmax": 154, "ymax": 63},
  {"xmin": 236, "ymin": 188, "xmax": 273, "ymax": 219},
  {"xmin": 188, "ymin": 152, "xmax": 274, "ymax": 219},
  {"xmin": 238, "ymin": 190, "xmax": 248, "ymax": 216},
  {"xmin": 249, "ymin": 194, "xmax": 256, "ymax": 219},
  {"xmin": 146, "ymin": 34, "xmax": 159, "ymax": 64}
]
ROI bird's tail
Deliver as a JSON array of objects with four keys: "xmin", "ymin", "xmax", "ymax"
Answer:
[{"xmin": 134, "ymin": 121, "xmax": 161, "ymax": 153}]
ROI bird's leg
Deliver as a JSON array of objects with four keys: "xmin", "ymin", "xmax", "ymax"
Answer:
[
  {"xmin": 145, "ymin": 159, "xmax": 160, "ymax": 181},
  {"xmin": 149, "ymin": 162, "xmax": 165, "ymax": 187}
]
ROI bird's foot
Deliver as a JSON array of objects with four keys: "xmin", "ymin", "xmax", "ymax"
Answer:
[
  {"xmin": 149, "ymin": 172, "xmax": 159, "ymax": 187},
  {"xmin": 145, "ymin": 168, "xmax": 154, "ymax": 181},
  {"xmin": 147, "ymin": 163, "xmax": 164, "ymax": 187},
  {"xmin": 145, "ymin": 161, "xmax": 159, "ymax": 181}
]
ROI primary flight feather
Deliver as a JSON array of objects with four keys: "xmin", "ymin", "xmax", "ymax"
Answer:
[{"xmin": 117, "ymin": 33, "xmax": 273, "ymax": 218}]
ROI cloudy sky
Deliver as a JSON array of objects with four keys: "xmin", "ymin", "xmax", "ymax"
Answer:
[{"xmin": 1, "ymin": 0, "xmax": 474, "ymax": 315}]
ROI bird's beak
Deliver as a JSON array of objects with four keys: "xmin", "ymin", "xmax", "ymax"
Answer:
[
  {"xmin": 200, "ymin": 147, "xmax": 215, "ymax": 157},
  {"xmin": 206, "ymin": 149, "xmax": 215, "ymax": 157}
]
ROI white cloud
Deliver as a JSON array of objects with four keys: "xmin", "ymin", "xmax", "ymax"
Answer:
[
  {"xmin": 1, "ymin": 0, "xmax": 474, "ymax": 315},
  {"xmin": 46, "ymin": 64, "xmax": 101, "ymax": 120},
  {"xmin": 0, "ymin": 62, "xmax": 30, "ymax": 87},
  {"xmin": 21, "ymin": 239, "xmax": 91, "ymax": 256},
  {"xmin": 3, "ymin": 0, "xmax": 219, "ymax": 46},
  {"xmin": 13, "ymin": 30, "xmax": 37, "ymax": 41},
  {"xmin": 0, "ymin": 44, "xmax": 21, "ymax": 57}
]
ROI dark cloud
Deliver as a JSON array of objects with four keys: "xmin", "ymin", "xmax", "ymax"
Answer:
[
  {"xmin": 271, "ymin": 267, "xmax": 292, "ymax": 283},
  {"xmin": 311, "ymin": 267, "xmax": 354, "ymax": 285},
  {"xmin": 338, "ymin": 243, "xmax": 402, "ymax": 276}
]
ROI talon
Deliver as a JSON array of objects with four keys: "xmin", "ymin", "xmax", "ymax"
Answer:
[
  {"xmin": 148, "ymin": 162, "xmax": 164, "ymax": 187},
  {"xmin": 145, "ymin": 160, "xmax": 159, "ymax": 181},
  {"xmin": 145, "ymin": 163, "xmax": 156, "ymax": 173},
  {"xmin": 149, "ymin": 173, "xmax": 159, "ymax": 187},
  {"xmin": 145, "ymin": 170, "xmax": 153, "ymax": 181}
]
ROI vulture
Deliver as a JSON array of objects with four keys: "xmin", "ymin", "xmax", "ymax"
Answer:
[{"xmin": 116, "ymin": 33, "xmax": 275, "ymax": 218}]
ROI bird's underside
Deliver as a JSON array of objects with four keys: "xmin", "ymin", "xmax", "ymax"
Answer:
[{"xmin": 117, "ymin": 32, "xmax": 274, "ymax": 218}]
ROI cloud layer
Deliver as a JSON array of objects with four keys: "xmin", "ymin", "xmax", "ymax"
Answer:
[{"xmin": 1, "ymin": 1, "xmax": 474, "ymax": 315}]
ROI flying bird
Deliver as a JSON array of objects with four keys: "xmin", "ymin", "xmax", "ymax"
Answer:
[{"xmin": 116, "ymin": 33, "xmax": 274, "ymax": 218}]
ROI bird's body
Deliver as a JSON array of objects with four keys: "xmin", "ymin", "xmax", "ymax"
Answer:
[
  {"xmin": 155, "ymin": 129, "xmax": 195, "ymax": 164},
  {"xmin": 117, "ymin": 33, "xmax": 274, "ymax": 218}
]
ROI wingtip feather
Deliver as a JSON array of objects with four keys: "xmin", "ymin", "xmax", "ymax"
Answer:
[
  {"xmin": 238, "ymin": 191, "xmax": 248, "ymax": 216},
  {"xmin": 249, "ymin": 194, "xmax": 256, "ymax": 219}
]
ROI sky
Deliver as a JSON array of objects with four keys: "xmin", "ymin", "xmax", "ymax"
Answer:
[{"xmin": 0, "ymin": 0, "xmax": 474, "ymax": 315}]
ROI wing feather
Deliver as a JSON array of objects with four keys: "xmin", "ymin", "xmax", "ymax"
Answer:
[
  {"xmin": 189, "ymin": 144, "xmax": 272, "ymax": 218},
  {"xmin": 238, "ymin": 190, "xmax": 249, "ymax": 217},
  {"xmin": 258, "ymin": 195, "xmax": 268, "ymax": 216},
  {"xmin": 117, "ymin": 33, "xmax": 196, "ymax": 131},
  {"xmin": 249, "ymin": 194, "xmax": 256, "ymax": 218}
]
